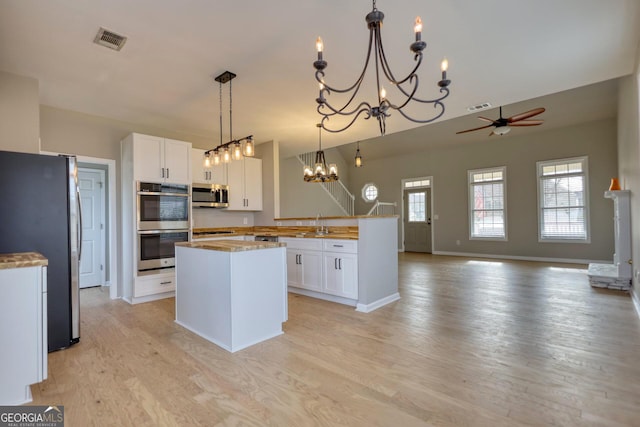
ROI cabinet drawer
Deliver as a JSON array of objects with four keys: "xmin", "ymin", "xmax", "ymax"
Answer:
[
  {"xmin": 135, "ymin": 273, "xmax": 175, "ymax": 297},
  {"xmin": 281, "ymin": 238, "xmax": 323, "ymax": 251},
  {"xmin": 323, "ymin": 239, "xmax": 358, "ymax": 253}
]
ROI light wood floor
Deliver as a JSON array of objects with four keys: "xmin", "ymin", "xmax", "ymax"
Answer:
[{"xmin": 31, "ymin": 253, "xmax": 640, "ymax": 426}]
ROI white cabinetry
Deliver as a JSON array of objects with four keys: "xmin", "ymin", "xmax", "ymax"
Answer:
[
  {"xmin": 121, "ymin": 133, "xmax": 192, "ymax": 304},
  {"xmin": 323, "ymin": 240, "xmax": 358, "ymax": 299},
  {"xmin": 281, "ymin": 238, "xmax": 323, "ymax": 292},
  {"xmin": 228, "ymin": 157, "xmax": 262, "ymax": 210},
  {"xmin": 134, "ymin": 271, "xmax": 175, "ymax": 298},
  {"xmin": 282, "ymin": 238, "xmax": 358, "ymax": 301},
  {"xmin": 0, "ymin": 261, "xmax": 47, "ymax": 405},
  {"xmin": 128, "ymin": 133, "xmax": 191, "ymax": 185},
  {"xmin": 191, "ymin": 148, "xmax": 227, "ymax": 184}
]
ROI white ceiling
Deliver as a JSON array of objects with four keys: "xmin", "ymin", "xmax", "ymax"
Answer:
[{"xmin": 0, "ymin": 0, "xmax": 638, "ymax": 157}]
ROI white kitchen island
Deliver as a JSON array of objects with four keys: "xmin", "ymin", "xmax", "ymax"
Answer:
[{"xmin": 175, "ymin": 240, "xmax": 287, "ymax": 353}]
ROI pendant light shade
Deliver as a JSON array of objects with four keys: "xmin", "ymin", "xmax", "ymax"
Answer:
[{"xmin": 355, "ymin": 141, "xmax": 363, "ymax": 167}]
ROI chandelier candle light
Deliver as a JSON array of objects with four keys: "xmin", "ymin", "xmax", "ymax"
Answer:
[
  {"xmin": 314, "ymin": 0, "xmax": 451, "ymax": 136},
  {"xmin": 203, "ymin": 71, "xmax": 254, "ymax": 168},
  {"xmin": 304, "ymin": 124, "xmax": 339, "ymax": 182}
]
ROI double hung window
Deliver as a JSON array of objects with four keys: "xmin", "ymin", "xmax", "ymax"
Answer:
[
  {"xmin": 537, "ymin": 157, "xmax": 589, "ymax": 242},
  {"xmin": 468, "ymin": 167, "xmax": 506, "ymax": 240}
]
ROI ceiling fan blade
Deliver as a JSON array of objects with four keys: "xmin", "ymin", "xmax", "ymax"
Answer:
[
  {"xmin": 477, "ymin": 116, "xmax": 494, "ymax": 123},
  {"xmin": 456, "ymin": 124, "xmax": 494, "ymax": 134},
  {"xmin": 508, "ymin": 107, "xmax": 546, "ymax": 123},
  {"xmin": 509, "ymin": 120, "xmax": 544, "ymax": 127}
]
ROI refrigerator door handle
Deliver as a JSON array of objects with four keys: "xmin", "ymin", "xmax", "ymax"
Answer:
[{"xmin": 77, "ymin": 189, "xmax": 83, "ymax": 261}]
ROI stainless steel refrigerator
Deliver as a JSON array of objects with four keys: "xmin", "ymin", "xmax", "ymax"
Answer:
[{"xmin": 0, "ymin": 150, "xmax": 81, "ymax": 352}]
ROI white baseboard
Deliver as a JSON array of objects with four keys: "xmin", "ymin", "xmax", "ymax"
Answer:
[
  {"xmin": 431, "ymin": 251, "xmax": 607, "ymax": 265},
  {"xmin": 124, "ymin": 291, "xmax": 175, "ymax": 305},
  {"xmin": 356, "ymin": 292, "xmax": 401, "ymax": 313},
  {"xmin": 288, "ymin": 287, "xmax": 357, "ymax": 307}
]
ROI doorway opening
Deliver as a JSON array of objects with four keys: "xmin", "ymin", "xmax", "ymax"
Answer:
[
  {"xmin": 78, "ymin": 167, "xmax": 106, "ymax": 288},
  {"xmin": 401, "ymin": 177, "xmax": 433, "ymax": 253}
]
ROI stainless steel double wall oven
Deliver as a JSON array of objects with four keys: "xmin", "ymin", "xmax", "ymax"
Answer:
[{"xmin": 136, "ymin": 181, "xmax": 189, "ymax": 272}]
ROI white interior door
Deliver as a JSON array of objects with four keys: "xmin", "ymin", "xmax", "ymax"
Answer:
[{"xmin": 78, "ymin": 168, "xmax": 106, "ymax": 288}]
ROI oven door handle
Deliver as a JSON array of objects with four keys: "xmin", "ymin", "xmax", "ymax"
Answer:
[
  {"xmin": 137, "ymin": 191, "xmax": 189, "ymax": 197},
  {"xmin": 137, "ymin": 229, "xmax": 189, "ymax": 235}
]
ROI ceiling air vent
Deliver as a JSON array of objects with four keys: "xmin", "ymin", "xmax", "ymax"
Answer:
[
  {"xmin": 467, "ymin": 102, "xmax": 492, "ymax": 112},
  {"xmin": 93, "ymin": 27, "xmax": 127, "ymax": 51}
]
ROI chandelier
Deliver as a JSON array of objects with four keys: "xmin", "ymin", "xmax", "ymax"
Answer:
[
  {"xmin": 203, "ymin": 71, "xmax": 254, "ymax": 168},
  {"xmin": 303, "ymin": 124, "xmax": 338, "ymax": 182},
  {"xmin": 314, "ymin": 0, "xmax": 451, "ymax": 136}
]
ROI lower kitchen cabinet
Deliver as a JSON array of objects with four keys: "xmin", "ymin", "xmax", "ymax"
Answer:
[
  {"xmin": 0, "ymin": 257, "xmax": 47, "ymax": 405},
  {"xmin": 323, "ymin": 251, "xmax": 358, "ymax": 299},
  {"xmin": 286, "ymin": 249, "xmax": 323, "ymax": 292},
  {"xmin": 282, "ymin": 238, "xmax": 323, "ymax": 292},
  {"xmin": 282, "ymin": 237, "xmax": 358, "ymax": 301},
  {"xmin": 134, "ymin": 272, "xmax": 175, "ymax": 298}
]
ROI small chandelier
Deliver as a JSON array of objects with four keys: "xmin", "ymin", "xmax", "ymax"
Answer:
[
  {"xmin": 203, "ymin": 71, "xmax": 254, "ymax": 168},
  {"xmin": 314, "ymin": 0, "xmax": 451, "ymax": 136},
  {"xmin": 303, "ymin": 124, "xmax": 338, "ymax": 182},
  {"xmin": 354, "ymin": 141, "xmax": 363, "ymax": 167}
]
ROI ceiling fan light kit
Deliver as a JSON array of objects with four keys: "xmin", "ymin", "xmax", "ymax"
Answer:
[
  {"xmin": 456, "ymin": 106, "xmax": 545, "ymax": 136},
  {"xmin": 314, "ymin": 0, "xmax": 452, "ymax": 136}
]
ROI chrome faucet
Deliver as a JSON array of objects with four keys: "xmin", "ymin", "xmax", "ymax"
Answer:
[{"xmin": 316, "ymin": 214, "xmax": 328, "ymax": 235}]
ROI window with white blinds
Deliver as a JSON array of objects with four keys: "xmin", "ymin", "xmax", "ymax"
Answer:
[
  {"xmin": 537, "ymin": 157, "xmax": 589, "ymax": 242},
  {"xmin": 468, "ymin": 167, "xmax": 506, "ymax": 240}
]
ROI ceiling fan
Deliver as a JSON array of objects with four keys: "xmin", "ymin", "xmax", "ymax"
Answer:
[{"xmin": 456, "ymin": 106, "xmax": 545, "ymax": 136}]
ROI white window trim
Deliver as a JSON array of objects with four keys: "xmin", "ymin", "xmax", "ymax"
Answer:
[
  {"xmin": 361, "ymin": 182, "xmax": 378, "ymax": 203},
  {"xmin": 536, "ymin": 156, "xmax": 590, "ymax": 243},
  {"xmin": 468, "ymin": 166, "xmax": 507, "ymax": 241}
]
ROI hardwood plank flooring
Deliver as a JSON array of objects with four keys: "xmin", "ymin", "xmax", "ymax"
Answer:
[{"xmin": 30, "ymin": 253, "xmax": 640, "ymax": 426}]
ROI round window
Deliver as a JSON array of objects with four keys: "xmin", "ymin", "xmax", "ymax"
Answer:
[{"xmin": 362, "ymin": 183, "xmax": 378, "ymax": 202}]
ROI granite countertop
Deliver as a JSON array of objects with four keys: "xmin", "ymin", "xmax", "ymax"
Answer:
[
  {"xmin": 177, "ymin": 240, "xmax": 286, "ymax": 252},
  {"xmin": 0, "ymin": 252, "xmax": 48, "ymax": 270},
  {"xmin": 192, "ymin": 226, "xmax": 359, "ymax": 241}
]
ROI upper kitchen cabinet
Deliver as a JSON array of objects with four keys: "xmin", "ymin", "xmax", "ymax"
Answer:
[
  {"xmin": 191, "ymin": 148, "xmax": 226, "ymax": 185},
  {"xmin": 124, "ymin": 133, "xmax": 191, "ymax": 185},
  {"xmin": 227, "ymin": 157, "xmax": 262, "ymax": 211}
]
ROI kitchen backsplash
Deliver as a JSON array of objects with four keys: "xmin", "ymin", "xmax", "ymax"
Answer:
[{"xmin": 191, "ymin": 208, "xmax": 255, "ymax": 229}]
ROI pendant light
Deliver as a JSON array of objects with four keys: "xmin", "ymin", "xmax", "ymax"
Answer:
[
  {"xmin": 355, "ymin": 141, "xmax": 363, "ymax": 167},
  {"xmin": 304, "ymin": 124, "xmax": 338, "ymax": 182},
  {"xmin": 203, "ymin": 71, "xmax": 254, "ymax": 168}
]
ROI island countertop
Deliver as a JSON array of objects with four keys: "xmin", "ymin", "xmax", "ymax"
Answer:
[
  {"xmin": 176, "ymin": 240, "xmax": 285, "ymax": 252},
  {"xmin": 0, "ymin": 252, "xmax": 48, "ymax": 270}
]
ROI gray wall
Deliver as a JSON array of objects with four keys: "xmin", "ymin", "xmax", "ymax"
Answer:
[
  {"xmin": 279, "ymin": 147, "xmax": 351, "ymax": 218},
  {"xmin": 340, "ymin": 119, "xmax": 617, "ymax": 261},
  {"xmin": 617, "ymin": 70, "xmax": 640, "ymax": 304},
  {"xmin": 0, "ymin": 71, "xmax": 39, "ymax": 153},
  {"xmin": 254, "ymin": 140, "xmax": 279, "ymax": 225}
]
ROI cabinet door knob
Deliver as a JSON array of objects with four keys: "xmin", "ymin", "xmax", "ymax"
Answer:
[
  {"xmin": 161, "ymin": 168, "xmax": 165, "ymax": 178},
  {"xmin": 167, "ymin": 168, "xmax": 170, "ymax": 179}
]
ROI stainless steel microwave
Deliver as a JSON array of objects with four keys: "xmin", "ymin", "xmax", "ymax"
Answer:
[{"xmin": 192, "ymin": 183, "xmax": 229, "ymax": 208}]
